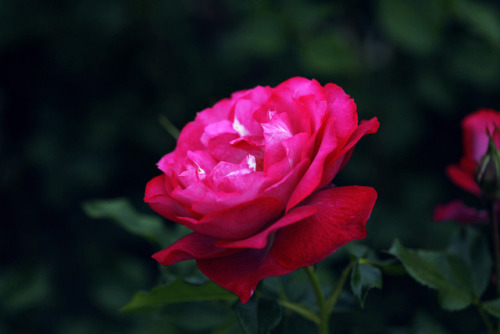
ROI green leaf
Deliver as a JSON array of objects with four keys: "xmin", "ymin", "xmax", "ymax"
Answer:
[
  {"xmin": 483, "ymin": 299, "xmax": 500, "ymax": 319},
  {"xmin": 350, "ymin": 261, "xmax": 382, "ymax": 307},
  {"xmin": 446, "ymin": 227, "xmax": 492, "ymax": 298},
  {"xmin": 347, "ymin": 243, "xmax": 405, "ymax": 276},
  {"xmin": 388, "ymin": 239, "xmax": 474, "ymax": 310},
  {"xmin": 82, "ymin": 198, "xmax": 172, "ymax": 246},
  {"xmin": 121, "ymin": 279, "xmax": 237, "ymax": 312},
  {"xmin": 235, "ymin": 298, "xmax": 283, "ymax": 334},
  {"xmin": 346, "ymin": 242, "xmax": 371, "ymax": 259}
]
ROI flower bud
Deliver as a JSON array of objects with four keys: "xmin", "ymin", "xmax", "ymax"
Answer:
[{"xmin": 475, "ymin": 130, "xmax": 500, "ymax": 201}]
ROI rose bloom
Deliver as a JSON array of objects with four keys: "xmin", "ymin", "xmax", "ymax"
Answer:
[
  {"xmin": 434, "ymin": 109, "xmax": 500, "ymax": 224},
  {"xmin": 145, "ymin": 77, "xmax": 379, "ymax": 302}
]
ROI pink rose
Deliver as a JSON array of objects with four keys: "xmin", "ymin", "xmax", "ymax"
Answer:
[
  {"xmin": 434, "ymin": 109, "xmax": 500, "ymax": 223},
  {"xmin": 145, "ymin": 77, "xmax": 379, "ymax": 302}
]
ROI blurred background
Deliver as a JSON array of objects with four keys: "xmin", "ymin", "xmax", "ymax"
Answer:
[{"xmin": 1, "ymin": 0, "xmax": 500, "ymax": 333}]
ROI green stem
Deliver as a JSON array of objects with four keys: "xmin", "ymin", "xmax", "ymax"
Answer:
[
  {"xmin": 277, "ymin": 300, "xmax": 320, "ymax": 324},
  {"xmin": 489, "ymin": 202, "xmax": 500, "ymax": 296},
  {"xmin": 158, "ymin": 114, "xmax": 180, "ymax": 139},
  {"xmin": 325, "ymin": 260, "xmax": 355, "ymax": 314},
  {"xmin": 475, "ymin": 301, "xmax": 496, "ymax": 334},
  {"xmin": 305, "ymin": 266, "xmax": 329, "ymax": 334},
  {"xmin": 487, "ymin": 201, "xmax": 500, "ymax": 334}
]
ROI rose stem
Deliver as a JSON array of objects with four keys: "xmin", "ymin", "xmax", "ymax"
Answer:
[
  {"xmin": 488, "ymin": 202, "xmax": 500, "ymax": 297},
  {"xmin": 474, "ymin": 300, "xmax": 495, "ymax": 334},
  {"xmin": 325, "ymin": 259, "xmax": 355, "ymax": 314},
  {"xmin": 304, "ymin": 266, "xmax": 329, "ymax": 334},
  {"xmin": 486, "ymin": 201, "xmax": 500, "ymax": 334}
]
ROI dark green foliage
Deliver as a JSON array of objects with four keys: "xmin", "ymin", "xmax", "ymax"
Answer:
[
  {"xmin": 389, "ymin": 227, "xmax": 492, "ymax": 311},
  {"xmin": 121, "ymin": 279, "xmax": 237, "ymax": 313},
  {"xmin": 350, "ymin": 261, "xmax": 382, "ymax": 308},
  {"xmin": 235, "ymin": 298, "xmax": 283, "ymax": 334}
]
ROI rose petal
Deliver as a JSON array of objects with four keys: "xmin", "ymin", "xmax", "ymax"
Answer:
[
  {"xmin": 196, "ymin": 98, "xmax": 234, "ymax": 126},
  {"xmin": 196, "ymin": 247, "xmax": 293, "ymax": 303},
  {"xmin": 215, "ymin": 205, "xmax": 318, "ymax": 249},
  {"xmin": 152, "ymin": 232, "xmax": 236, "ymax": 265},
  {"xmin": 232, "ymin": 99, "xmax": 264, "ymax": 136},
  {"xmin": 462, "ymin": 109, "xmax": 500, "ymax": 162},
  {"xmin": 182, "ymin": 197, "xmax": 283, "ymax": 239},
  {"xmin": 265, "ymin": 133, "xmax": 310, "ymax": 179},
  {"xmin": 286, "ymin": 117, "xmax": 338, "ymax": 210},
  {"xmin": 433, "ymin": 200, "xmax": 488, "ymax": 224},
  {"xmin": 144, "ymin": 175, "xmax": 200, "ymax": 221},
  {"xmin": 231, "ymin": 85, "xmax": 272, "ymax": 105},
  {"xmin": 162, "ymin": 121, "xmax": 206, "ymax": 163},
  {"xmin": 261, "ymin": 158, "xmax": 310, "ymax": 207},
  {"xmin": 207, "ymin": 160, "xmax": 267, "ymax": 194},
  {"xmin": 272, "ymin": 186, "xmax": 377, "ymax": 270},
  {"xmin": 319, "ymin": 117, "xmax": 379, "ymax": 189},
  {"xmin": 446, "ymin": 163, "xmax": 481, "ymax": 197}
]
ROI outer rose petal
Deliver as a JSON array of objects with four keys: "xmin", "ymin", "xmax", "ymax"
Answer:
[
  {"xmin": 433, "ymin": 200, "xmax": 488, "ymax": 224},
  {"xmin": 286, "ymin": 117, "xmax": 379, "ymax": 211},
  {"xmin": 272, "ymin": 186, "xmax": 377, "ymax": 270},
  {"xmin": 319, "ymin": 117, "xmax": 380, "ymax": 189},
  {"xmin": 144, "ymin": 175, "xmax": 199, "ymax": 221},
  {"xmin": 152, "ymin": 232, "xmax": 237, "ymax": 265},
  {"xmin": 196, "ymin": 247, "xmax": 294, "ymax": 303},
  {"xmin": 215, "ymin": 205, "xmax": 318, "ymax": 249},
  {"xmin": 179, "ymin": 197, "xmax": 283, "ymax": 239},
  {"xmin": 446, "ymin": 163, "xmax": 481, "ymax": 197},
  {"xmin": 324, "ymin": 83, "xmax": 359, "ymax": 148}
]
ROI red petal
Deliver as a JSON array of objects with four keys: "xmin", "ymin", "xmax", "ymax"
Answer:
[
  {"xmin": 446, "ymin": 163, "xmax": 481, "ymax": 197},
  {"xmin": 152, "ymin": 232, "xmax": 237, "ymax": 265},
  {"xmin": 272, "ymin": 186, "xmax": 377, "ymax": 270},
  {"xmin": 196, "ymin": 247, "xmax": 293, "ymax": 303},
  {"xmin": 181, "ymin": 197, "xmax": 283, "ymax": 239},
  {"xmin": 215, "ymin": 205, "xmax": 318, "ymax": 249},
  {"xmin": 319, "ymin": 117, "xmax": 379, "ymax": 189}
]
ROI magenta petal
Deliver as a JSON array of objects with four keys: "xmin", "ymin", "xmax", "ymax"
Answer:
[
  {"xmin": 336, "ymin": 118, "xmax": 380, "ymax": 158},
  {"xmin": 152, "ymin": 232, "xmax": 236, "ymax": 265},
  {"xmin": 433, "ymin": 200, "xmax": 488, "ymax": 224},
  {"xmin": 144, "ymin": 175, "xmax": 197, "ymax": 221},
  {"xmin": 272, "ymin": 186, "xmax": 377, "ymax": 270},
  {"xmin": 261, "ymin": 158, "xmax": 310, "ymax": 207},
  {"xmin": 166, "ymin": 121, "xmax": 206, "ymax": 160},
  {"xmin": 286, "ymin": 118, "xmax": 338, "ymax": 210},
  {"xmin": 319, "ymin": 117, "xmax": 380, "ymax": 188},
  {"xmin": 215, "ymin": 205, "xmax": 318, "ymax": 249},
  {"xmin": 462, "ymin": 109, "xmax": 500, "ymax": 162},
  {"xmin": 195, "ymin": 98, "xmax": 234, "ymax": 126},
  {"xmin": 231, "ymin": 85, "xmax": 272, "ymax": 105},
  {"xmin": 324, "ymin": 83, "xmax": 358, "ymax": 147},
  {"xmin": 182, "ymin": 197, "xmax": 283, "ymax": 239},
  {"xmin": 196, "ymin": 247, "xmax": 293, "ymax": 303}
]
